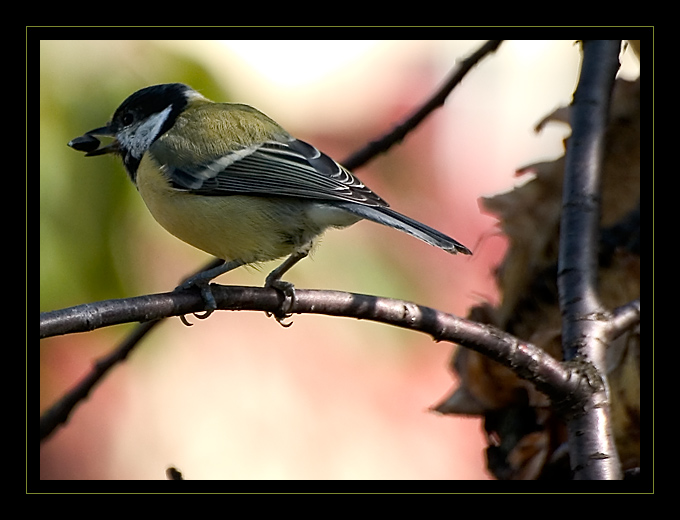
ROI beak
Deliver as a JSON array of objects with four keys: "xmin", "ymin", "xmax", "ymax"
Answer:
[{"xmin": 68, "ymin": 125, "xmax": 119, "ymax": 156}]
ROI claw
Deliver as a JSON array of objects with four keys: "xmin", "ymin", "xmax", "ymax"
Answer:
[
  {"xmin": 270, "ymin": 280, "xmax": 296, "ymax": 314},
  {"xmin": 174, "ymin": 259, "xmax": 246, "ymax": 325},
  {"xmin": 265, "ymin": 279, "xmax": 297, "ymax": 327},
  {"xmin": 262, "ymin": 248, "xmax": 310, "ymax": 326},
  {"xmin": 266, "ymin": 312, "xmax": 294, "ymax": 327},
  {"xmin": 179, "ymin": 308, "xmax": 214, "ymax": 327},
  {"xmin": 175, "ymin": 278, "xmax": 217, "ymax": 326}
]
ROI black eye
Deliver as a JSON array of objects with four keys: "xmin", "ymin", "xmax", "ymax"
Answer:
[{"xmin": 121, "ymin": 112, "xmax": 134, "ymax": 126}]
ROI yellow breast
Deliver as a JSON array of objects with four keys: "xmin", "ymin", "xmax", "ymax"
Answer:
[{"xmin": 134, "ymin": 154, "xmax": 318, "ymax": 264}]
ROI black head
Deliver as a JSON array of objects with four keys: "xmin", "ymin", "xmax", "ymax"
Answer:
[
  {"xmin": 108, "ymin": 83, "xmax": 193, "ymax": 135},
  {"xmin": 69, "ymin": 83, "xmax": 197, "ymax": 180}
]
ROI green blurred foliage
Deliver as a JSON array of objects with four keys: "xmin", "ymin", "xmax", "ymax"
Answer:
[{"xmin": 39, "ymin": 41, "xmax": 228, "ymax": 311}]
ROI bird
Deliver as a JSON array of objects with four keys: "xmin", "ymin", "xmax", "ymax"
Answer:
[{"xmin": 69, "ymin": 83, "xmax": 471, "ymax": 319}]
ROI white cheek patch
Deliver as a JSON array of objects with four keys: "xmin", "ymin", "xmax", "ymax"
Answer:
[{"xmin": 119, "ymin": 105, "xmax": 173, "ymax": 159}]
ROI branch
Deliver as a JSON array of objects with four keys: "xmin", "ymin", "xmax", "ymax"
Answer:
[
  {"xmin": 39, "ymin": 258, "xmax": 226, "ymax": 442},
  {"xmin": 605, "ymin": 299, "xmax": 641, "ymax": 342},
  {"xmin": 40, "ymin": 42, "xmax": 507, "ymax": 444},
  {"xmin": 39, "ymin": 319, "xmax": 161, "ymax": 442},
  {"xmin": 40, "ymin": 284, "xmax": 593, "ymax": 443},
  {"xmin": 559, "ymin": 40, "xmax": 623, "ymax": 480},
  {"xmin": 342, "ymin": 40, "xmax": 503, "ymax": 170}
]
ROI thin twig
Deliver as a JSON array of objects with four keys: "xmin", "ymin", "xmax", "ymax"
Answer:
[
  {"xmin": 39, "ymin": 258, "xmax": 223, "ymax": 442},
  {"xmin": 342, "ymin": 40, "xmax": 503, "ymax": 170},
  {"xmin": 605, "ymin": 299, "xmax": 641, "ymax": 341},
  {"xmin": 40, "ymin": 319, "xmax": 161, "ymax": 442}
]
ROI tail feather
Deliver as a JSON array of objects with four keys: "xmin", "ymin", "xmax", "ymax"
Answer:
[{"xmin": 336, "ymin": 203, "xmax": 472, "ymax": 255}]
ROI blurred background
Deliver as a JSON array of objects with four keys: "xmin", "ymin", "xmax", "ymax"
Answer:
[{"xmin": 39, "ymin": 40, "xmax": 640, "ymax": 480}]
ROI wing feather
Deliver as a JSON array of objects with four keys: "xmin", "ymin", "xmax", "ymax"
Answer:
[{"xmin": 161, "ymin": 138, "xmax": 387, "ymax": 207}]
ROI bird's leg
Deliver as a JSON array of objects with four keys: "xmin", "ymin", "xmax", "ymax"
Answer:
[
  {"xmin": 176, "ymin": 258, "xmax": 246, "ymax": 324},
  {"xmin": 264, "ymin": 246, "xmax": 311, "ymax": 323}
]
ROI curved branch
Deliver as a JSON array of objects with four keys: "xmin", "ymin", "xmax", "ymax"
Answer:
[{"xmin": 40, "ymin": 284, "xmax": 591, "ymax": 443}]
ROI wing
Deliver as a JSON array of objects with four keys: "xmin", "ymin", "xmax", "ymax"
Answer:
[{"xmin": 160, "ymin": 138, "xmax": 388, "ymax": 208}]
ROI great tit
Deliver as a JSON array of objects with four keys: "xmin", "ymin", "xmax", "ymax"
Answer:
[{"xmin": 69, "ymin": 83, "xmax": 471, "ymax": 316}]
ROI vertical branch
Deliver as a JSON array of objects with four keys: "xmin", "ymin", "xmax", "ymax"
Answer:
[{"xmin": 559, "ymin": 40, "xmax": 622, "ymax": 480}]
